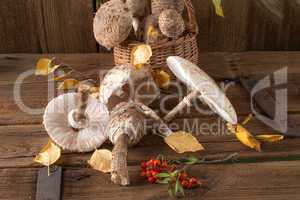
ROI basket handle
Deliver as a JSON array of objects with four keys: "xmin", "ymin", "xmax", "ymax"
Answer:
[{"xmin": 184, "ymin": 0, "xmax": 199, "ymax": 35}]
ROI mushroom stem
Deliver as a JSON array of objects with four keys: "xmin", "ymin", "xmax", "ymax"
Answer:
[
  {"xmin": 164, "ymin": 90, "xmax": 200, "ymax": 123},
  {"xmin": 73, "ymin": 84, "xmax": 90, "ymax": 123},
  {"xmin": 111, "ymin": 133, "xmax": 130, "ymax": 186},
  {"xmin": 134, "ymin": 102, "xmax": 173, "ymax": 137}
]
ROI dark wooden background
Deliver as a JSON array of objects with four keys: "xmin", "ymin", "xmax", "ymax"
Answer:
[{"xmin": 1, "ymin": 0, "xmax": 300, "ymax": 53}]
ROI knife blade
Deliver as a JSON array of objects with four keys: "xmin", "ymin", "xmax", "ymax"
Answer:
[{"xmin": 36, "ymin": 166, "xmax": 62, "ymax": 200}]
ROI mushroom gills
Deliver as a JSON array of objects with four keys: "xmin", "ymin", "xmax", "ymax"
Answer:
[
  {"xmin": 43, "ymin": 93, "xmax": 109, "ymax": 153},
  {"xmin": 166, "ymin": 56, "xmax": 238, "ymax": 125}
]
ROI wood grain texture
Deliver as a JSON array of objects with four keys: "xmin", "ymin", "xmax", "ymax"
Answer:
[
  {"xmin": 33, "ymin": 0, "xmax": 97, "ymax": 53},
  {"xmin": 0, "ymin": 113, "xmax": 300, "ymax": 168},
  {"xmin": 0, "ymin": 0, "xmax": 40, "ymax": 53},
  {"xmin": 248, "ymin": 0, "xmax": 284, "ymax": 50},
  {"xmin": 1, "ymin": 0, "xmax": 300, "ymax": 52},
  {"xmin": 193, "ymin": 0, "xmax": 249, "ymax": 51},
  {"xmin": 1, "ymin": 161, "xmax": 300, "ymax": 200},
  {"xmin": 282, "ymin": 0, "xmax": 300, "ymax": 50},
  {"xmin": 0, "ymin": 0, "xmax": 96, "ymax": 53}
]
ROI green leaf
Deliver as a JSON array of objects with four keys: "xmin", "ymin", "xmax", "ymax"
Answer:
[
  {"xmin": 156, "ymin": 173, "xmax": 171, "ymax": 178},
  {"xmin": 170, "ymin": 170, "xmax": 179, "ymax": 177},
  {"xmin": 175, "ymin": 176, "xmax": 185, "ymax": 197},
  {"xmin": 156, "ymin": 178, "xmax": 171, "ymax": 184},
  {"xmin": 184, "ymin": 156, "xmax": 199, "ymax": 165},
  {"xmin": 175, "ymin": 176, "xmax": 180, "ymax": 195},
  {"xmin": 212, "ymin": 0, "xmax": 224, "ymax": 17},
  {"xmin": 178, "ymin": 183, "xmax": 185, "ymax": 197}
]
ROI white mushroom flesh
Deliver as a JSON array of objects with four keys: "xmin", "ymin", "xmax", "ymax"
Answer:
[
  {"xmin": 167, "ymin": 56, "xmax": 238, "ymax": 125},
  {"xmin": 43, "ymin": 93, "xmax": 109, "ymax": 152}
]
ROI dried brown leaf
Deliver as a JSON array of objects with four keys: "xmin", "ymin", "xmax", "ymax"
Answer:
[
  {"xmin": 34, "ymin": 140, "xmax": 61, "ymax": 166},
  {"xmin": 212, "ymin": 0, "xmax": 224, "ymax": 17},
  {"xmin": 88, "ymin": 149, "xmax": 112, "ymax": 173},
  {"xmin": 228, "ymin": 124, "xmax": 261, "ymax": 152},
  {"xmin": 131, "ymin": 44, "xmax": 152, "ymax": 69},
  {"xmin": 255, "ymin": 135, "xmax": 284, "ymax": 143},
  {"xmin": 35, "ymin": 58, "xmax": 53, "ymax": 75},
  {"xmin": 152, "ymin": 70, "xmax": 171, "ymax": 89},
  {"xmin": 164, "ymin": 131, "xmax": 204, "ymax": 154},
  {"xmin": 57, "ymin": 79, "xmax": 80, "ymax": 90}
]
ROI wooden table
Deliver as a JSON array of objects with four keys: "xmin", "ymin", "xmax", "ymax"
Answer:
[{"xmin": 1, "ymin": 52, "xmax": 300, "ymax": 200}]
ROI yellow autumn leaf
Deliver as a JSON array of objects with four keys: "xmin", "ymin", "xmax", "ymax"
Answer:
[
  {"xmin": 164, "ymin": 131, "xmax": 204, "ymax": 154},
  {"xmin": 255, "ymin": 135, "xmax": 284, "ymax": 143},
  {"xmin": 212, "ymin": 0, "xmax": 224, "ymax": 17},
  {"xmin": 89, "ymin": 86, "xmax": 100, "ymax": 98},
  {"xmin": 131, "ymin": 44, "xmax": 152, "ymax": 69},
  {"xmin": 88, "ymin": 149, "xmax": 112, "ymax": 173},
  {"xmin": 227, "ymin": 123, "xmax": 261, "ymax": 152},
  {"xmin": 145, "ymin": 25, "xmax": 159, "ymax": 44},
  {"xmin": 34, "ymin": 140, "xmax": 61, "ymax": 166},
  {"xmin": 57, "ymin": 79, "xmax": 80, "ymax": 90},
  {"xmin": 35, "ymin": 58, "xmax": 53, "ymax": 75},
  {"xmin": 152, "ymin": 70, "xmax": 171, "ymax": 89}
]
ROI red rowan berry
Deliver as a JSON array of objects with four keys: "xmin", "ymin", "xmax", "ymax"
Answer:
[{"xmin": 148, "ymin": 176, "xmax": 157, "ymax": 184}]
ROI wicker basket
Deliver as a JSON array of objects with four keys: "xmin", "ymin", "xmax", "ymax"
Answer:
[{"xmin": 114, "ymin": 0, "xmax": 199, "ymax": 70}]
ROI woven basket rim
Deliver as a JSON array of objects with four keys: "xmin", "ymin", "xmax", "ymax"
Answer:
[{"xmin": 116, "ymin": 32, "xmax": 197, "ymax": 49}]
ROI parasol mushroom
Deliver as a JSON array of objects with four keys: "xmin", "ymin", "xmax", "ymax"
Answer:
[
  {"xmin": 93, "ymin": 0, "xmax": 133, "ymax": 49},
  {"xmin": 158, "ymin": 9, "xmax": 185, "ymax": 39},
  {"xmin": 164, "ymin": 56, "xmax": 238, "ymax": 125},
  {"xmin": 43, "ymin": 83, "xmax": 109, "ymax": 152},
  {"xmin": 151, "ymin": 0, "xmax": 185, "ymax": 15},
  {"xmin": 126, "ymin": 0, "xmax": 147, "ymax": 17},
  {"xmin": 99, "ymin": 64, "xmax": 159, "ymax": 110},
  {"xmin": 106, "ymin": 101, "xmax": 173, "ymax": 185}
]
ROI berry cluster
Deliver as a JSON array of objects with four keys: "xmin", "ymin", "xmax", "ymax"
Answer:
[{"xmin": 140, "ymin": 157, "xmax": 202, "ymax": 190}]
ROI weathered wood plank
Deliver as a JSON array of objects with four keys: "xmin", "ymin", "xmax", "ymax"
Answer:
[
  {"xmin": 0, "ymin": 0, "xmax": 40, "ymax": 53},
  {"xmin": 248, "ymin": 0, "xmax": 284, "ymax": 50},
  {"xmin": 0, "ymin": 0, "xmax": 96, "ymax": 53},
  {"xmin": 282, "ymin": 0, "xmax": 300, "ymax": 50},
  {"xmin": 1, "ymin": 161, "xmax": 300, "ymax": 200},
  {"xmin": 193, "ymin": 0, "xmax": 249, "ymax": 51},
  {"xmin": 33, "ymin": 0, "xmax": 96, "ymax": 53},
  {"xmin": 0, "ymin": 117, "xmax": 299, "ymax": 168},
  {"xmin": 1, "ymin": 79, "xmax": 299, "ymax": 125}
]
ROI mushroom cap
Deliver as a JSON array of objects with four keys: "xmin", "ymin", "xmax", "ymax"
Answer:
[
  {"xmin": 43, "ymin": 93, "xmax": 109, "ymax": 152},
  {"xmin": 126, "ymin": 0, "xmax": 147, "ymax": 17},
  {"xmin": 158, "ymin": 9, "xmax": 185, "ymax": 38},
  {"xmin": 93, "ymin": 0, "xmax": 133, "ymax": 49},
  {"xmin": 166, "ymin": 56, "xmax": 238, "ymax": 125},
  {"xmin": 107, "ymin": 102, "xmax": 147, "ymax": 146},
  {"xmin": 99, "ymin": 64, "xmax": 159, "ymax": 109},
  {"xmin": 151, "ymin": 0, "xmax": 185, "ymax": 15}
]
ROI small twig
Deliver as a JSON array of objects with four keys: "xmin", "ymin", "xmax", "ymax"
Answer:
[{"xmin": 197, "ymin": 153, "xmax": 239, "ymax": 164}]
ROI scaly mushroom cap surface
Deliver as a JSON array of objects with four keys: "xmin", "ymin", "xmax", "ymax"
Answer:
[
  {"xmin": 99, "ymin": 64, "xmax": 159, "ymax": 108},
  {"xmin": 158, "ymin": 9, "xmax": 185, "ymax": 38},
  {"xmin": 151, "ymin": 0, "xmax": 185, "ymax": 15},
  {"xmin": 126, "ymin": 0, "xmax": 147, "ymax": 17},
  {"xmin": 93, "ymin": 0, "xmax": 133, "ymax": 49},
  {"xmin": 107, "ymin": 102, "xmax": 147, "ymax": 146},
  {"xmin": 43, "ymin": 93, "xmax": 109, "ymax": 152},
  {"xmin": 167, "ymin": 56, "xmax": 238, "ymax": 125}
]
